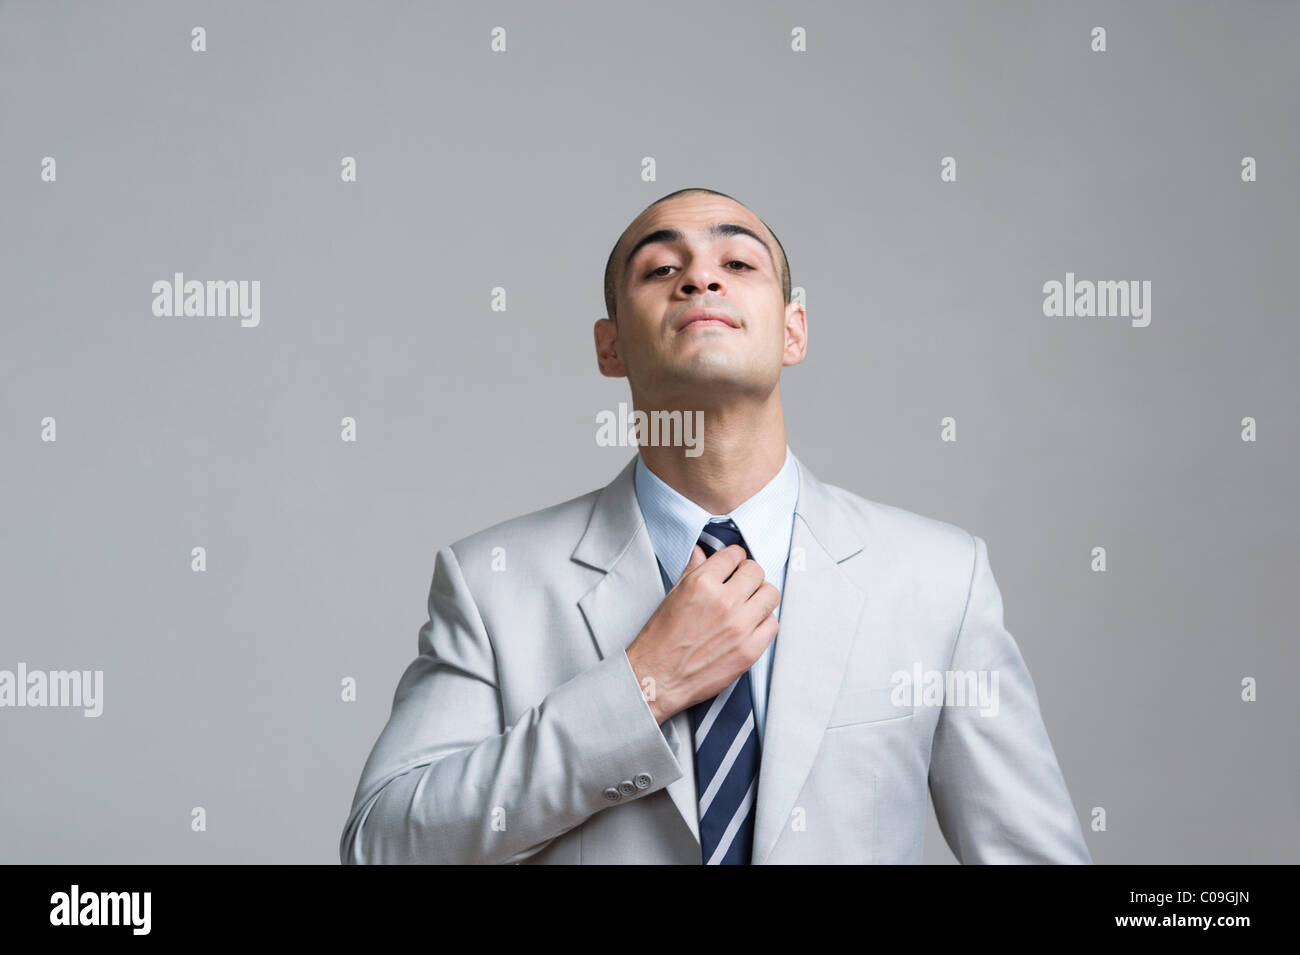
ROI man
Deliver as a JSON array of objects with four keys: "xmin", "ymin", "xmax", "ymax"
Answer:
[{"xmin": 339, "ymin": 187, "xmax": 1092, "ymax": 865}]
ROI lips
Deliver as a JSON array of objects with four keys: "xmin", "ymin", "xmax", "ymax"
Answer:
[{"xmin": 677, "ymin": 308, "xmax": 740, "ymax": 331}]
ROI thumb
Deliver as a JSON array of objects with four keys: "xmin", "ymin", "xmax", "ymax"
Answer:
[{"xmin": 679, "ymin": 544, "xmax": 706, "ymax": 581}]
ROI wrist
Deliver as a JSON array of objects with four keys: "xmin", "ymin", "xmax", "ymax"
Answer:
[{"xmin": 625, "ymin": 648, "xmax": 667, "ymax": 724}]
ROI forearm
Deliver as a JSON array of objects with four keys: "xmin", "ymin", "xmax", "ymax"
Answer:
[{"xmin": 340, "ymin": 649, "xmax": 683, "ymax": 864}]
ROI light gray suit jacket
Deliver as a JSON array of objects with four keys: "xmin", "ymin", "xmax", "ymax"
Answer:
[{"xmin": 340, "ymin": 453, "xmax": 1092, "ymax": 864}]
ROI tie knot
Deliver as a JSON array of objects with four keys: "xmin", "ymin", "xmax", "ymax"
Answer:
[{"xmin": 698, "ymin": 518, "xmax": 748, "ymax": 557}]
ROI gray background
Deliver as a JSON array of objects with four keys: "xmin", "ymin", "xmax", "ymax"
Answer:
[{"xmin": 1, "ymin": 0, "xmax": 1296, "ymax": 863}]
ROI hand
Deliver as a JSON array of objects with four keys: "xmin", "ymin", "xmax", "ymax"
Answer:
[{"xmin": 626, "ymin": 543, "xmax": 780, "ymax": 724}]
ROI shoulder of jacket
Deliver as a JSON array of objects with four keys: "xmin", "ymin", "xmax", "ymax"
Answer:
[
  {"xmin": 445, "ymin": 483, "xmax": 605, "ymax": 567},
  {"xmin": 815, "ymin": 478, "xmax": 979, "ymax": 558}
]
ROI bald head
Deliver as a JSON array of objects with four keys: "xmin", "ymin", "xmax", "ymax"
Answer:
[{"xmin": 603, "ymin": 188, "xmax": 791, "ymax": 322}]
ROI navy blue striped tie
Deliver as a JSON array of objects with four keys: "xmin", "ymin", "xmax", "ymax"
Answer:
[{"xmin": 690, "ymin": 518, "xmax": 761, "ymax": 865}]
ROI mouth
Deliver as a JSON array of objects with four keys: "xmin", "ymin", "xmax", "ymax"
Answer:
[{"xmin": 676, "ymin": 308, "xmax": 740, "ymax": 332}]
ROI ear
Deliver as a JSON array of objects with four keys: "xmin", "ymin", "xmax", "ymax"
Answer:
[
  {"xmin": 594, "ymin": 317, "xmax": 627, "ymax": 377},
  {"xmin": 781, "ymin": 300, "xmax": 807, "ymax": 366}
]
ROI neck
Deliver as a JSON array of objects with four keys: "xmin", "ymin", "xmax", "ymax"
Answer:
[{"xmin": 634, "ymin": 386, "xmax": 788, "ymax": 515}]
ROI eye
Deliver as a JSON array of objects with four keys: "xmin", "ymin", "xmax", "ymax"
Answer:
[{"xmin": 645, "ymin": 260, "xmax": 752, "ymax": 279}]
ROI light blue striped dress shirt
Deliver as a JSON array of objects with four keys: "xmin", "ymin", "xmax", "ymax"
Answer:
[{"xmin": 632, "ymin": 445, "xmax": 800, "ymax": 746}]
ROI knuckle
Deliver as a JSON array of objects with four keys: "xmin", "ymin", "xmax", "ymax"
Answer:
[{"xmin": 730, "ymin": 641, "xmax": 756, "ymax": 669}]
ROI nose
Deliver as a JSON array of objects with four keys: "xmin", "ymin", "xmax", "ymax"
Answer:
[{"xmin": 677, "ymin": 262, "xmax": 725, "ymax": 298}]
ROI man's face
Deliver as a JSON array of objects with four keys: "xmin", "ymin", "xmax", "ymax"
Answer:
[{"xmin": 595, "ymin": 194, "xmax": 806, "ymax": 406}]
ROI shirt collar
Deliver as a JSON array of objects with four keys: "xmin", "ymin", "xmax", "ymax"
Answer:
[{"xmin": 633, "ymin": 445, "xmax": 801, "ymax": 586}]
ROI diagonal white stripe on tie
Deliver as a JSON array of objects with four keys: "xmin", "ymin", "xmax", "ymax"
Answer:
[
  {"xmin": 706, "ymin": 778, "xmax": 758, "ymax": 866},
  {"xmin": 692, "ymin": 679, "xmax": 737, "ymax": 752},
  {"xmin": 697, "ymin": 709, "xmax": 755, "ymax": 817}
]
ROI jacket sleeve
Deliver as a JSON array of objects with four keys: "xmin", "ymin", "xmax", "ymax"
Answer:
[
  {"xmin": 927, "ymin": 534, "xmax": 1093, "ymax": 864},
  {"xmin": 339, "ymin": 544, "xmax": 685, "ymax": 864}
]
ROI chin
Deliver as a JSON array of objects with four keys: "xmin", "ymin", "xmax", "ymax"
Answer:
[{"xmin": 663, "ymin": 359, "xmax": 756, "ymax": 393}]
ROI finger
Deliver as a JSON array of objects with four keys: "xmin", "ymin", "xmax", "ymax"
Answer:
[
  {"xmin": 740, "ymin": 582, "xmax": 782, "ymax": 629},
  {"xmin": 725, "ymin": 559, "xmax": 767, "ymax": 599},
  {"xmin": 745, "ymin": 610, "xmax": 780, "ymax": 654},
  {"xmin": 701, "ymin": 543, "xmax": 748, "ymax": 581}
]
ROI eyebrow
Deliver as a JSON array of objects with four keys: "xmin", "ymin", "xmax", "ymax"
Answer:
[{"xmin": 623, "ymin": 222, "xmax": 775, "ymax": 278}]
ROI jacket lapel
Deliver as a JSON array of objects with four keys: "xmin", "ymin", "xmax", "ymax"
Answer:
[
  {"xmin": 572, "ymin": 454, "xmax": 701, "ymax": 844},
  {"xmin": 749, "ymin": 459, "xmax": 869, "ymax": 864}
]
